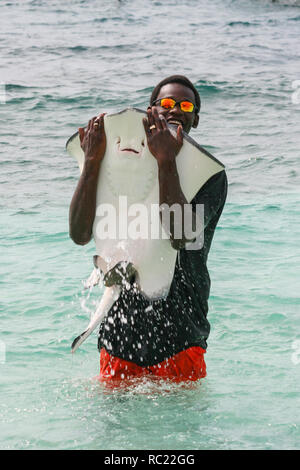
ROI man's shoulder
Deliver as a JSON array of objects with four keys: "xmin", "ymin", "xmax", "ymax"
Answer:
[{"xmin": 192, "ymin": 169, "xmax": 227, "ymax": 202}]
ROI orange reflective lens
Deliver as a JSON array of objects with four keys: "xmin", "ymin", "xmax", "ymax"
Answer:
[
  {"xmin": 160, "ymin": 98, "xmax": 176, "ymax": 109},
  {"xmin": 159, "ymin": 98, "xmax": 195, "ymax": 113},
  {"xmin": 180, "ymin": 101, "xmax": 194, "ymax": 112}
]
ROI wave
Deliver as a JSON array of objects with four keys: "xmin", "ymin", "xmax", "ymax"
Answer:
[
  {"xmin": 194, "ymin": 80, "xmax": 225, "ymax": 95},
  {"xmin": 227, "ymin": 20, "xmax": 258, "ymax": 27},
  {"xmin": 5, "ymin": 83, "xmax": 40, "ymax": 91},
  {"xmin": 271, "ymin": 0, "xmax": 300, "ymax": 5}
]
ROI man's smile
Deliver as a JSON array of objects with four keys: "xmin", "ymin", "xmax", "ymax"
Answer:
[{"xmin": 167, "ymin": 118, "xmax": 184, "ymax": 127}]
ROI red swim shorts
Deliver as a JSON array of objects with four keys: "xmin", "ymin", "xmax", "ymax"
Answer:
[{"xmin": 99, "ymin": 346, "xmax": 206, "ymax": 382}]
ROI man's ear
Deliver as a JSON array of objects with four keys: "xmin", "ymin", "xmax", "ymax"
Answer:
[{"xmin": 192, "ymin": 114, "xmax": 199, "ymax": 128}]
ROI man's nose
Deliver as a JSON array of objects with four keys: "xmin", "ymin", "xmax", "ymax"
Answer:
[{"xmin": 169, "ymin": 103, "xmax": 183, "ymax": 115}]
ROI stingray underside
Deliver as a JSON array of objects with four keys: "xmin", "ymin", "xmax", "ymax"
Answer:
[{"xmin": 66, "ymin": 108, "xmax": 225, "ymax": 300}]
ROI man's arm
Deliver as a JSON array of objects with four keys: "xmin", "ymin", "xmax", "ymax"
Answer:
[
  {"xmin": 69, "ymin": 114, "xmax": 106, "ymax": 245},
  {"xmin": 143, "ymin": 108, "xmax": 201, "ymax": 250},
  {"xmin": 191, "ymin": 170, "xmax": 228, "ymax": 229}
]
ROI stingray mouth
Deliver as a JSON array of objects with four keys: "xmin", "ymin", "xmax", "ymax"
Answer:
[
  {"xmin": 116, "ymin": 139, "xmax": 144, "ymax": 157},
  {"xmin": 120, "ymin": 148, "xmax": 139, "ymax": 154}
]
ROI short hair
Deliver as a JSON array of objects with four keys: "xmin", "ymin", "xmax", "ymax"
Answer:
[{"xmin": 150, "ymin": 75, "xmax": 201, "ymax": 113}]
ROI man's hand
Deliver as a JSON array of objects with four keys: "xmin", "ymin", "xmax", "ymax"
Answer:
[
  {"xmin": 78, "ymin": 113, "xmax": 106, "ymax": 163},
  {"xmin": 143, "ymin": 107, "xmax": 183, "ymax": 167}
]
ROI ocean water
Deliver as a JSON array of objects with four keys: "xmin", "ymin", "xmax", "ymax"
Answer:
[{"xmin": 0, "ymin": 0, "xmax": 299, "ymax": 451}]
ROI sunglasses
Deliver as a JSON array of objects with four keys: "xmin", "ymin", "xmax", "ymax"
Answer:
[{"xmin": 152, "ymin": 97, "xmax": 197, "ymax": 113}]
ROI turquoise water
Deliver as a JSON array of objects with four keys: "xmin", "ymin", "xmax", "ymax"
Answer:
[{"xmin": 1, "ymin": 0, "xmax": 299, "ymax": 450}]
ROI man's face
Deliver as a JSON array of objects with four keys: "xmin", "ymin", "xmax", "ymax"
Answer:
[{"xmin": 152, "ymin": 82, "xmax": 199, "ymax": 134}]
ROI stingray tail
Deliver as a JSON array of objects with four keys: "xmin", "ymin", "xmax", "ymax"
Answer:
[
  {"xmin": 71, "ymin": 328, "xmax": 92, "ymax": 353},
  {"xmin": 71, "ymin": 285, "xmax": 121, "ymax": 353}
]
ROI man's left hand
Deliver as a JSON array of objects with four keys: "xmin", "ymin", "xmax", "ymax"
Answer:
[{"xmin": 143, "ymin": 107, "xmax": 183, "ymax": 167}]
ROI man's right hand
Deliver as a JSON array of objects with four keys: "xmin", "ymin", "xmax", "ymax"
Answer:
[
  {"xmin": 78, "ymin": 113, "xmax": 106, "ymax": 163},
  {"xmin": 69, "ymin": 113, "xmax": 106, "ymax": 245}
]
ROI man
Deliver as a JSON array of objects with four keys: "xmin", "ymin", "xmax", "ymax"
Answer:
[{"xmin": 69, "ymin": 75, "xmax": 227, "ymax": 382}]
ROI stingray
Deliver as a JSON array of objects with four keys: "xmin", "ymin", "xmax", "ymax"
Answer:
[{"xmin": 66, "ymin": 108, "xmax": 224, "ymax": 352}]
